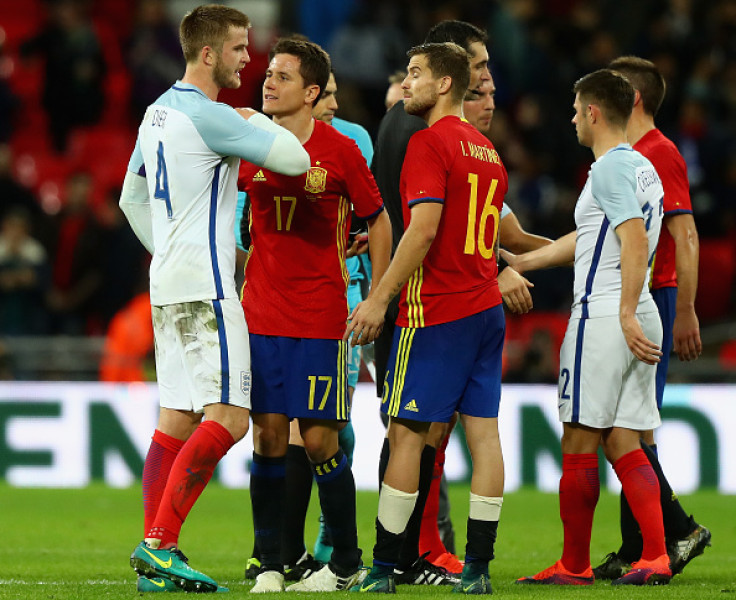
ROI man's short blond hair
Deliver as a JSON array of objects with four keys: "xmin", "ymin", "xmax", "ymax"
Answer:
[{"xmin": 180, "ymin": 4, "xmax": 251, "ymax": 64}]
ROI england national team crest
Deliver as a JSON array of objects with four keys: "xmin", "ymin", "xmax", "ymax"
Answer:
[{"xmin": 304, "ymin": 166, "xmax": 327, "ymax": 194}]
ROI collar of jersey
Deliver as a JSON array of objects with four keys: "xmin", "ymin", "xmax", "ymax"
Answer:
[
  {"xmin": 606, "ymin": 143, "xmax": 632, "ymax": 154},
  {"xmin": 596, "ymin": 143, "xmax": 632, "ymax": 162},
  {"xmin": 171, "ymin": 80, "xmax": 208, "ymax": 98}
]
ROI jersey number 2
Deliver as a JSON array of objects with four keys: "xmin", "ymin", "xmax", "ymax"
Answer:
[
  {"xmin": 465, "ymin": 174, "xmax": 500, "ymax": 258},
  {"xmin": 155, "ymin": 141, "xmax": 173, "ymax": 219},
  {"xmin": 560, "ymin": 368, "xmax": 571, "ymax": 399}
]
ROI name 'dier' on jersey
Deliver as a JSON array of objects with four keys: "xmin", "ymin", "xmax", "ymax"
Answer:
[{"xmin": 238, "ymin": 119, "xmax": 384, "ymax": 340}]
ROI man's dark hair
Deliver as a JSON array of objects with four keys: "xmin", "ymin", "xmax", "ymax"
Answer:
[
  {"xmin": 608, "ymin": 56, "xmax": 666, "ymax": 117},
  {"xmin": 573, "ymin": 69, "xmax": 635, "ymax": 129},
  {"xmin": 180, "ymin": 4, "xmax": 250, "ymax": 63},
  {"xmin": 407, "ymin": 42, "xmax": 470, "ymax": 104},
  {"xmin": 424, "ymin": 20, "xmax": 487, "ymax": 55},
  {"xmin": 270, "ymin": 38, "xmax": 331, "ymax": 105}
]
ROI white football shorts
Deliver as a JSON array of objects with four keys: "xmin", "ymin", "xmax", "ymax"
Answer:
[
  {"xmin": 557, "ymin": 311, "xmax": 662, "ymax": 430},
  {"xmin": 152, "ymin": 298, "xmax": 251, "ymax": 412}
]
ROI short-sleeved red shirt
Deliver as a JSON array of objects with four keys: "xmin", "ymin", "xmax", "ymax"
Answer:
[
  {"xmin": 239, "ymin": 119, "xmax": 384, "ymax": 339},
  {"xmin": 635, "ymin": 128, "xmax": 693, "ymax": 289},
  {"xmin": 397, "ymin": 116, "xmax": 507, "ymax": 328}
]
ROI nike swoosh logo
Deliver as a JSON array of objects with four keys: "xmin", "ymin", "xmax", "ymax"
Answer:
[
  {"xmin": 360, "ymin": 582, "xmax": 380, "ymax": 592},
  {"xmin": 143, "ymin": 547, "xmax": 172, "ymax": 569},
  {"xmin": 150, "ymin": 578, "xmax": 167, "ymax": 588},
  {"xmin": 463, "ymin": 585, "xmax": 475, "ymax": 592}
]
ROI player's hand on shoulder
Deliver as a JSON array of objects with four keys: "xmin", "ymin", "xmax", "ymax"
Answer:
[
  {"xmin": 343, "ymin": 298, "xmax": 385, "ymax": 347},
  {"xmin": 498, "ymin": 267, "xmax": 533, "ymax": 314},
  {"xmin": 620, "ymin": 314, "xmax": 662, "ymax": 365},
  {"xmin": 235, "ymin": 107, "xmax": 258, "ymax": 120}
]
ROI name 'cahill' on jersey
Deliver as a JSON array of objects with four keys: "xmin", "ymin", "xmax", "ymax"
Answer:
[
  {"xmin": 128, "ymin": 81, "xmax": 277, "ymax": 305},
  {"xmin": 572, "ymin": 144, "xmax": 664, "ymax": 319}
]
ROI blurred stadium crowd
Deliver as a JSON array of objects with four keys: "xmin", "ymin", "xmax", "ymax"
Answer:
[{"xmin": 0, "ymin": 0, "xmax": 734, "ymax": 381}]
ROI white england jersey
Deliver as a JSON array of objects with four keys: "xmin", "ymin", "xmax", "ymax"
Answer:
[
  {"xmin": 572, "ymin": 144, "xmax": 663, "ymax": 319},
  {"xmin": 128, "ymin": 82, "xmax": 278, "ymax": 305}
]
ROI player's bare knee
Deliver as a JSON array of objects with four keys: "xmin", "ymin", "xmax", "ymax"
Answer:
[
  {"xmin": 602, "ymin": 427, "xmax": 641, "ymax": 463},
  {"xmin": 224, "ymin": 418, "xmax": 249, "ymax": 443},
  {"xmin": 252, "ymin": 424, "xmax": 288, "ymax": 456},
  {"xmin": 426, "ymin": 421, "xmax": 449, "ymax": 447},
  {"xmin": 641, "ymin": 429, "xmax": 655, "ymax": 447},
  {"xmin": 204, "ymin": 404, "xmax": 250, "ymax": 442},
  {"xmin": 301, "ymin": 425, "xmax": 339, "ymax": 462},
  {"xmin": 157, "ymin": 408, "xmax": 201, "ymax": 440}
]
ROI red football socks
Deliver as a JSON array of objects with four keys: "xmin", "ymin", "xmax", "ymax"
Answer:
[
  {"xmin": 146, "ymin": 420, "xmax": 235, "ymax": 548},
  {"xmin": 142, "ymin": 429, "xmax": 185, "ymax": 536},
  {"xmin": 419, "ymin": 434, "xmax": 450, "ymax": 560},
  {"xmin": 614, "ymin": 449, "xmax": 667, "ymax": 561},
  {"xmin": 559, "ymin": 453, "xmax": 599, "ymax": 573}
]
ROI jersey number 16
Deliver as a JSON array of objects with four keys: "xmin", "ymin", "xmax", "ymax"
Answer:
[{"xmin": 464, "ymin": 174, "xmax": 500, "ymax": 259}]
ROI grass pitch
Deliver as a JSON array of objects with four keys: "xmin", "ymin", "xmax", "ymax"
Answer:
[{"xmin": 0, "ymin": 483, "xmax": 732, "ymax": 599}]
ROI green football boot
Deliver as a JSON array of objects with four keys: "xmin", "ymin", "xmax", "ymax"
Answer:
[
  {"xmin": 130, "ymin": 541, "xmax": 218, "ymax": 593},
  {"xmin": 351, "ymin": 565, "xmax": 396, "ymax": 593},
  {"xmin": 137, "ymin": 575, "xmax": 180, "ymax": 592},
  {"xmin": 453, "ymin": 561, "xmax": 492, "ymax": 594}
]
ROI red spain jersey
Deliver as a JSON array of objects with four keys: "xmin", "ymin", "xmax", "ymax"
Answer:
[
  {"xmin": 635, "ymin": 128, "xmax": 692, "ymax": 289},
  {"xmin": 397, "ymin": 115, "xmax": 507, "ymax": 328},
  {"xmin": 239, "ymin": 119, "xmax": 384, "ymax": 339}
]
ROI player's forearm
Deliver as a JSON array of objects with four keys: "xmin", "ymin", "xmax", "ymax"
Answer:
[
  {"xmin": 616, "ymin": 221, "xmax": 649, "ymax": 318},
  {"xmin": 371, "ymin": 222, "xmax": 435, "ymax": 307},
  {"xmin": 668, "ymin": 216, "xmax": 702, "ymax": 359},
  {"xmin": 119, "ymin": 171, "xmax": 154, "ymax": 254},
  {"xmin": 674, "ymin": 241, "xmax": 698, "ymax": 311},
  {"xmin": 499, "ymin": 213, "xmax": 553, "ymax": 254},
  {"xmin": 513, "ymin": 231, "xmax": 576, "ymax": 273},
  {"xmin": 512, "ymin": 231, "xmax": 553, "ymax": 254},
  {"xmin": 671, "ymin": 216, "xmax": 700, "ymax": 310},
  {"xmin": 366, "ymin": 211, "xmax": 391, "ymax": 292},
  {"xmin": 247, "ymin": 112, "xmax": 311, "ymax": 176}
]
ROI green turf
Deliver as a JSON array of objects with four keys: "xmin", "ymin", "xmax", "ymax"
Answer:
[{"xmin": 0, "ymin": 483, "xmax": 732, "ymax": 598}]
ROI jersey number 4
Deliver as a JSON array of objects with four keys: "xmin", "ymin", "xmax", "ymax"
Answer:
[
  {"xmin": 464, "ymin": 174, "xmax": 500, "ymax": 258},
  {"xmin": 155, "ymin": 141, "xmax": 173, "ymax": 219}
]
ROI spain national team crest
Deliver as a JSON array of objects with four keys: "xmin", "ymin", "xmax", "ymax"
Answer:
[{"xmin": 304, "ymin": 166, "xmax": 327, "ymax": 194}]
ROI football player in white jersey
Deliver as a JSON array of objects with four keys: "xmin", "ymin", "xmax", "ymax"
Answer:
[
  {"xmin": 505, "ymin": 69, "xmax": 673, "ymax": 587},
  {"xmin": 120, "ymin": 4, "xmax": 310, "ymax": 593}
]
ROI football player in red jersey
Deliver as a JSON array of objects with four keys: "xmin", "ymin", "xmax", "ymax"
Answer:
[
  {"xmin": 589, "ymin": 55, "xmax": 709, "ymax": 581},
  {"xmin": 238, "ymin": 37, "xmax": 391, "ymax": 593},
  {"xmin": 349, "ymin": 42, "xmax": 507, "ymax": 594},
  {"xmin": 416, "ymin": 72, "xmax": 555, "ymax": 575}
]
